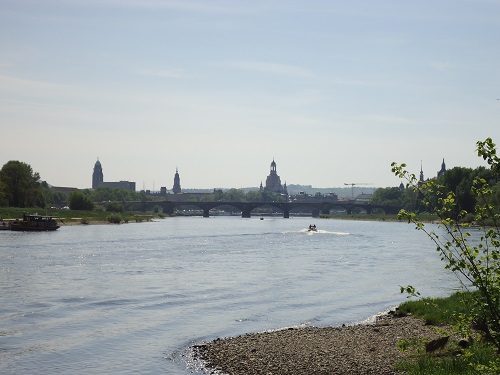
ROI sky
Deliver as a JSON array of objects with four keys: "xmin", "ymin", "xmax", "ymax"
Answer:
[{"xmin": 1, "ymin": 0, "xmax": 499, "ymax": 191}]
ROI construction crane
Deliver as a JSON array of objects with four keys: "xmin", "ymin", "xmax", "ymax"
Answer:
[{"xmin": 344, "ymin": 182, "xmax": 373, "ymax": 199}]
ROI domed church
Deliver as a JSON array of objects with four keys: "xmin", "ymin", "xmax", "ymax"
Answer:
[{"xmin": 261, "ymin": 159, "xmax": 287, "ymax": 194}]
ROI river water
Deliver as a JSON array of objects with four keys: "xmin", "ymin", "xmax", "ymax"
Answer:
[{"xmin": 0, "ymin": 216, "xmax": 459, "ymax": 374}]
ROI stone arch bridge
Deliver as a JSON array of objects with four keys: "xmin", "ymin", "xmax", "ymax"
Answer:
[{"xmin": 123, "ymin": 200, "xmax": 402, "ymax": 218}]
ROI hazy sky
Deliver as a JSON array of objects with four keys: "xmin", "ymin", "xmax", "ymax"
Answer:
[{"xmin": 1, "ymin": 0, "xmax": 499, "ymax": 191}]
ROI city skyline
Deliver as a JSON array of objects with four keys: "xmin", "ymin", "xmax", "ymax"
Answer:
[
  {"xmin": 87, "ymin": 157, "xmax": 447, "ymax": 192},
  {"xmin": 1, "ymin": 1, "xmax": 499, "ymax": 190}
]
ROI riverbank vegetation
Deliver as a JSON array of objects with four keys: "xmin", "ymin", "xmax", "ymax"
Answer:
[
  {"xmin": 395, "ymin": 292, "xmax": 499, "ymax": 374},
  {"xmin": 392, "ymin": 137, "xmax": 500, "ymax": 373},
  {"xmin": 0, "ymin": 206, "xmax": 161, "ymax": 225}
]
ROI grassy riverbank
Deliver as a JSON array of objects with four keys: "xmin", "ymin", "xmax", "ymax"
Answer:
[
  {"xmin": 394, "ymin": 291, "xmax": 498, "ymax": 374},
  {"xmin": 0, "ymin": 207, "xmax": 163, "ymax": 225}
]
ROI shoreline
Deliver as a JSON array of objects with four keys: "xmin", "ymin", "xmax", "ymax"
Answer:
[{"xmin": 193, "ymin": 312, "xmax": 443, "ymax": 375}]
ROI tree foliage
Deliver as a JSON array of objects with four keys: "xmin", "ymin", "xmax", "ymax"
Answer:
[
  {"xmin": 392, "ymin": 137, "xmax": 500, "ymax": 355},
  {"xmin": 380, "ymin": 164, "xmax": 500, "ymax": 216},
  {"xmin": 370, "ymin": 186, "xmax": 405, "ymax": 206},
  {"xmin": 0, "ymin": 160, "xmax": 41, "ymax": 207},
  {"xmin": 105, "ymin": 201, "xmax": 124, "ymax": 213},
  {"xmin": 90, "ymin": 187, "xmax": 146, "ymax": 202},
  {"xmin": 68, "ymin": 191, "xmax": 95, "ymax": 210},
  {"xmin": 199, "ymin": 189, "xmax": 286, "ymax": 203}
]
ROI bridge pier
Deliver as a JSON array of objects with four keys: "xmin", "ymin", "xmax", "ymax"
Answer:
[
  {"xmin": 203, "ymin": 208, "xmax": 210, "ymax": 217},
  {"xmin": 162, "ymin": 202, "xmax": 174, "ymax": 216},
  {"xmin": 283, "ymin": 209, "xmax": 289, "ymax": 218},
  {"xmin": 241, "ymin": 209, "xmax": 251, "ymax": 218}
]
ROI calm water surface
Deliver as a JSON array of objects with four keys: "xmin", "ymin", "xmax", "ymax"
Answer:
[{"xmin": 0, "ymin": 217, "xmax": 459, "ymax": 374}]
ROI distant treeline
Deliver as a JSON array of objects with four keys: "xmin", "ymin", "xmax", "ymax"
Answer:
[{"xmin": 371, "ymin": 165, "xmax": 500, "ymax": 221}]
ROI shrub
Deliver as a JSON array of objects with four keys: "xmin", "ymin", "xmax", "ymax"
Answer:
[
  {"xmin": 107, "ymin": 214, "xmax": 122, "ymax": 224},
  {"xmin": 68, "ymin": 191, "xmax": 94, "ymax": 210},
  {"xmin": 106, "ymin": 201, "xmax": 123, "ymax": 213}
]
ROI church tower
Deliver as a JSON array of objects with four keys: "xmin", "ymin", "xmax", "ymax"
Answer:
[
  {"xmin": 419, "ymin": 161, "xmax": 425, "ymax": 183},
  {"xmin": 172, "ymin": 168, "xmax": 181, "ymax": 194},
  {"xmin": 92, "ymin": 159, "xmax": 103, "ymax": 189},
  {"xmin": 437, "ymin": 158, "xmax": 446, "ymax": 177}
]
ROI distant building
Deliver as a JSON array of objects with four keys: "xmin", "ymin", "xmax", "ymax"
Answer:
[
  {"xmin": 261, "ymin": 159, "xmax": 287, "ymax": 194},
  {"xmin": 437, "ymin": 158, "xmax": 446, "ymax": 178},
  {"xmin": 99, "ymin": 181, "xmax": 136, "ymax": 191},
  {"xmin": 410, "ymin": 159, "xmax": 447, "ymax": 188},
  {"xmin": 355, "ymin": 193, "xmax": 372, "ymax": 204},
  {"xmin": 172, "ymin": 168, "xmax": 181, "ymax": 194},
  {"xmin": 92, "ymin": 159, "xmax": 103, "ymax": 189},
  {"xmin": 91, "ymin": 159, "xmax": 136, "ymax": 191},
  {"xmin": 291, "ymin": 191, "xmax": 338, "ymax": 202}
]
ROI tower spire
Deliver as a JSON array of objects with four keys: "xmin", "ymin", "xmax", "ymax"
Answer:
[{"xmin": 172, "ymin": 167, "xmax": 181, "ymax": 194}]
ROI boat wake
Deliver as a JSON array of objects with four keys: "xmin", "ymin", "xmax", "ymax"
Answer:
[{"xmin": 292, "ymin": 229, "xmax": 350, "ymax": 236}]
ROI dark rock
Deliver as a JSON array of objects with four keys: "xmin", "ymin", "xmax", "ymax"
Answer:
[
  {"xmin": 425, "ymin": 336, "xmax": 449, "ymax": 352},
  {"xmin": 458, "ymin": 338, "xmax": 471, "ymax": 349}
]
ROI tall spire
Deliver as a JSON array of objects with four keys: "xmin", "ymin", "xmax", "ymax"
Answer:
[
  {"xmin": 172, "ymin": 167, "xmax": 181, "ymax": 194},
  {"xmin": 419, "ymin": 161, "xmax": 424, "ymax": 182},
  {"xmin": 437, "ymin": 158, "xmax": 446, "ymax": 177}
]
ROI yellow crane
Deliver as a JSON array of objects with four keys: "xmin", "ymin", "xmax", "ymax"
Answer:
[{"xmin": 344, "ymin": 182, "xmax": 373, "ymax": 199}]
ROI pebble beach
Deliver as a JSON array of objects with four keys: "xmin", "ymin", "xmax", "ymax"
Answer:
[{"xmin": 195, "ymin": 313, "xmax": 443, "ymax": 375}]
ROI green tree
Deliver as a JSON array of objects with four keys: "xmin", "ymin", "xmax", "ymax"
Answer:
[
  {"xmin": 212, "ymin": 189, "xmax": 224, "ymax": 201},
  {"xmin": 68, "ymin": 191, "xmax": 95, "ymax": 210},
  {"xmin": 245, "ymin": 190, "xmax": 263, "ymax": 202},
  {"xmin": 0, "ymin": 179, "xmax": 8, "ymax": 206},
  {"xmin": 106, "ymin": 201, "xmax": 124, "ymax": 213},
  {"xmin": 223, "ymin": 188, "xmax": 245, "ymax": 202},
  {"xmin": 0, "ymin": 160, "xmax": 40, "ymax": 207},
  {"xmin": 400, "ymin": 186, "xmax": 418, "ymax": 211},
  {"xmin": 392, "ymin": 137, "xmax": 500, "ymax": 354},
  {"xmin": 50, "ymin": 191, "xmax": 67, "ymax": 206},
  {"xmin": 370, "ymin": 187, "xmax": 404, "ymax": 206},
  {"xmin": 90, "ymin": 187, "xmax": 147, "ymax": 203},
  {"xmin": 438, "ymin": 166, "xmax": 482, "ymax": 216}
]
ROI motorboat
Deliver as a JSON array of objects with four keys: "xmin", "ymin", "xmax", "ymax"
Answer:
[{"xmin": 308, "ymin": 225, "xmax": 317, "ymax": 232}]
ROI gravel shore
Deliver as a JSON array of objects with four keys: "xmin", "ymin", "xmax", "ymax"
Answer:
[{"xmin": 195, "ymin": 313, "xmax": 443, "ymax": 375}]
